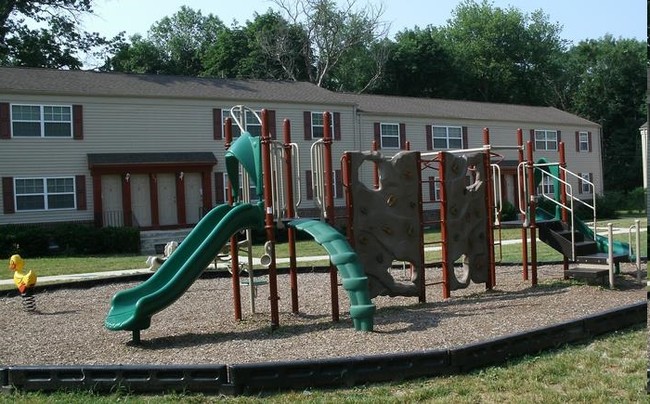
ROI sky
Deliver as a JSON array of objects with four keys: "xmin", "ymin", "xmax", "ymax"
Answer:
[{"xmin": 84, "ymin": 0, "xmax": 646, "ymax": 45}]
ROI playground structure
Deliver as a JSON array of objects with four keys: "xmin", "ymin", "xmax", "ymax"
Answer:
[{"xmin": 105, "ymin": 106, "xmax": 643, "ymax": 343}]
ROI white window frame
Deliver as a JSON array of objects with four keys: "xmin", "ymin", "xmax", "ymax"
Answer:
[
  {"xmin": 11, "ymin": 104, "xmax": 73, "ymax": 138},
  {"xmin": 380, "ymin": 123, "xmax": 400, "ymax": 149},
  {"xmin": 223, "ymin": 109, "xmax": 262, "ymax": 138},
  {"xmin": 580, "ymin": 173, "xmax": 592, "ymax": 194},
  {"xmin": 534, "ymin": 130, "xmax": 558, "ymax": 151},
  {"xmin": 311, "ymin": 111, "xmax": 335, "ymax": 139},
  {"xmin": 14, "ymin": 177, "xmax": 76, "ymax": 211},
  {"xmin": 433, "ymin": 179, "xmax": 441, "ymax": 201},
  {"xmin": 578, "ymin": 131, "xmax": 589, "ymax": 152},
  {"xmin": 432, "ymin": 125, "xmax": 462, "ymax": 149}
]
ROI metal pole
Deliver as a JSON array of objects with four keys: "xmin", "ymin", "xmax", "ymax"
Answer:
[
  {"xmin": 261, "ymin": 109, "xmax": 280, "ymax": 328},
  {"xmin": 225, "ymin": 117, "xmax": 242, "ymax": 321},
  {"xmin": 439, "ymin": 151, "xmax": 450, "ymax": 299},
  {"xmin": 283, "ymin": 119, "xmax": 299, "ymax": 313},
  {"xmin": 635, "ymin": 219, "xmax": 641, "ymax": 282},
  {"xmin": 607, "ymin": 223, "xmax": 614, "ymax": 289},
  {"xmin": 482, "ymin": 128, "xmax": 496, "ymax": 289},
  {"xmin": 517, "ymin": 129, "xmax": 528, "ymax": 280},
  {"xmin": 415, "ymin": 151, "xmax": 426, "ymax": 303},
  {"xmin": 526, "ymin": 141, "xmax": 538, "ymax": 286},
  {"xmin": 559, "ymin": 142, "xmax": 569, "ymax": 278},
  {"xmin": 323, "ymin": 111, "xmax": 339, "ymax": 322}
]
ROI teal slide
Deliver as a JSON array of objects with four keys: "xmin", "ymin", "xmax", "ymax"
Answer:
[
  {"xmin": 289, "ymin": 219, "xmax": 375, "ymax": 331},
  {"xmin": 105, "ymin": 203, "xmax": 264, "ymax": 337}
]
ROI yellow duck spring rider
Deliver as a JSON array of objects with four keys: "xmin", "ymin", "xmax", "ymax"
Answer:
[{"xmin": 9, "ymin": 254, "xmax": 37, "ymax": 312}]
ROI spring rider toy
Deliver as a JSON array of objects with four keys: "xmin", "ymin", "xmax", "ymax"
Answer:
[{"xmin": 9, "ymin": 254, "xmax": 37, "ymax": 312}]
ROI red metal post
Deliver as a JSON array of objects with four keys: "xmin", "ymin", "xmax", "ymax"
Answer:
[
  {"xmin": 342, "ymin": 153, "xmax": 354, "ymax": 242},
  {"xmin": 261, "ymin": 109, "xmax": 280, "ymax": 328},
  {"xmin": 323, "ymin": 111, "xmax": 340, "ymax": 322},
  {"xmin": 559, "ymin": 141, "xmax": 569, "ymax": 276},
  {"xmin": 225, "ymin": 117, "xmax": 242, "ymax": 320},
  {"xmin": 482, "ymin": 128, "xmax": 496, "ymax": 289},
  {"xmin": 283, "ymin": 119, "xmax": 299, "ymax": 314},
  {"xmin": 526, "ymin": 141, "xmax": 538, "ymax": 286},
  {"xmin": 517, "ymin": 129, "xmax": 528, "ymax": 280},
  {"xmin": 438, "ymin": 151, "xmax": 450, "ymax": 299}
]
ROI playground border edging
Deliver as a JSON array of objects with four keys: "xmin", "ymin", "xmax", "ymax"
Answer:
[{"xmin": 1, "ymin": 301, "xmax": 645, "ymax": 395}]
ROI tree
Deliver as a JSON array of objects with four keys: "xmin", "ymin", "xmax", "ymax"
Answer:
[
  {"xmin": 562, "ymin": 36, "xmax": 646, "ymax": 191},
  {"xmin": 270, "ymin": 0, "xmax": 389, "ymax": 88},
  {"xmin": 0, "ymin": 0, "xmax": 123, "ymax": 69}
]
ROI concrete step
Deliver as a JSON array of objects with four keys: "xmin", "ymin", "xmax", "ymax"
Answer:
[{"xmin": 140, "ymin": 229, "xmax": 192, "ymax": 255}]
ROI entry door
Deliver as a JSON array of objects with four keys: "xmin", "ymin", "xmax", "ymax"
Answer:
[
  {"xmin": 101, "ymin": 175, "xmax": 123, "ymax": 227},
  {"xmin": 184, "ymin": 172, "xmax": 202, "ymax": 225},
  {"xmin": 157, "ymin": 173, "xmax": 178, "ymax": 226},
  {"xmin": 130, "ymin": 174, "xmax": 151, "ymax": 227}
]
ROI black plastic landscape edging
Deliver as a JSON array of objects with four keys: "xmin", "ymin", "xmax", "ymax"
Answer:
[{"xmin": 1, "ymin": 301, "xmax": 645, "ymax": 396}]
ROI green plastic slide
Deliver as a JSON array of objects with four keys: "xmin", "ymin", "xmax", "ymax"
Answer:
[
  {"xmin": 105, "ymin": 203, "xmax": 264, "ymax": 334},
  {"xmin": 289, "ymin": 219, "xmax": 375, "ymax": 331}
]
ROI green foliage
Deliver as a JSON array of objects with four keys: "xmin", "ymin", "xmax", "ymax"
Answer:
[
  {"xmin": 0, "ymin": 223, "xmax": 140, "ymax": 259},
  {"xmin": 499, "ymin": 200, "xmax": 517, "ymax": 221}
]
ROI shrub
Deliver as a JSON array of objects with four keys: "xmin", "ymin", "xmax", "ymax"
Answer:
[{"xmin": 626, "ymin": 187, "xmax": 646, "ymax": 213}]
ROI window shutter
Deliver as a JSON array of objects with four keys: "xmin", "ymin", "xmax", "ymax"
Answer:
[
  {"xmin": 575, "ymin": 131, "xmax": 580, "ymax": 152},
  {"xmin": 462, "ymin": 126, "xmax": 468, "ymax": 148},
  {"xmin": 335, "ymin": 169, "xmax": 342, "ymax": 199},
  {"xmin": 213, "ymin": 109, "xmax": 222, "ymax": 140},
  {"xmin": 333, "ymin": 112, "xmax": 341, "ymax": 140},
  {"xmin": 303, "ymin": 111, "xmax": 312, "ymax": 140},
  {"xmin": 399, "ymin": 123, "xmax": 406, "ymax": 150},
  {"xmin": 529, "ymin": 129, "xmax": 535, "ymax": 151},
  {"xmin": 373, "ymin": 122, "xmax": 381, "ymax": 149},
  {"xmin": 73, "ymin": 105, "xmax": 83, "ymax": 140},
  {"xmin": 306, "ymin": 170, "xmax": 313, "ymax": 200},
  {"xmin": 214, "ymin": 172, "xmax": 224, "ymax": 203},
  {"xmin": 0, "ymin": 103, "xmax": 10, "ymax": 139},
  {"xmin": 2, "ymin": 177, "xmax": 14, "ymax": 213},
  {"xmin": 75, "ymin": 175, "xmax": 86, "ymax": 210},
  {"xmin": 588, "ymin": 131, "xmax": 592, "ymax": 152},
  {"xmin": 428, "ymin": 176, "xmax": 436, "ymax": 201},
  {"xmin": 578, "ymin": 173, "xmax": 583, "ymax": 195},
  {"xmin": 556, "ymin": 130, "xmax": 561, "ymax": 146},
  {"xmin": 268, "ymin": 109, "xmax": 277, "ymax": 139},
  {"xmin": 426, "ymin": 125, "xmax": 433, "ymax": 150}
]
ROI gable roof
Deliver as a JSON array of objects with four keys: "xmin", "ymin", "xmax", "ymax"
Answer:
[
  {"xmin": 0, "ymin": 67, "xmax": 351, "ymax": 106},
  {"xmin": 344, "ymin": 93, "xmax": 598, "ymax": 127}
]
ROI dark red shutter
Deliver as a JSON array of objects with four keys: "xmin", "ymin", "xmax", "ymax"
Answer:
[
  {"xmin": 214, "ymin": 172, "xmax": 224, "ymax": 203},
  {"xmin": 556, "ymin": 130, "xmax": 561, "ymax": 148},
  {"xmin": 399, "ymin": 123, "xmax": 406, "ymax": 150},
  {"xmin": 213, "ymin": 109, "xmax": 222, "ymax": 140},
  {"xmin": 0, "ymin": 103, "xmax": 10, "ymax": 139},
  {"xmin": 428, "ymin": 176, "xmax": 435, "ymax": 201},
  {"xmin": 72, "ymin": 105, "xmax": 83, "ymax": 139},
  {"xmin": 303, "ymin": 111, "xmax": 312, "ymax": 140},
  {"xmin": 268, "ymin": 109, "xmax": 277, "ymax": 139},
  {"xmin": 2, "ymin": 177, "xmax": 14, "ymax": 213},
  {"xmin": 75, "ymin": 175, "xmax": 86, "ymax": 210},
  {"xmin": 462, "ymin": 126, "xmax": 468, "ymax": 148},
  {"xmin": 335, "ymin": 169, "xmax": 342, "ymax": 199},
  {"xmin": 426, "ymin": 125, "xmax": 433, "ymax": 150},
  {"xmin": 575, "ymin": 131, "xmax": 580, "ymax": 152},
  {"xmin": 588, "ymin": 131, "xmax": 592, "ymax": 152},
  {"xmin": 306, "ymin": 170, "xmax": 313, "ymax": 200},
  {"xmin": 333, "ymin": 112, "xmax": 341, "ymax": 140},
  {"xmin": 578, "ymin": 173, "xmax": 583, "ymax": 194},
  {"xmin": 529, "ymin": 129, "xmax": 535, "ymax": 151},
  {"xmin": 373, "ymin": 122, "xmax": 381, "ymax": 149}
]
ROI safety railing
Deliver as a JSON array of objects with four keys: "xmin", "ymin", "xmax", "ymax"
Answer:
[{"xmin": 310, "ymin": 138, "xmax": 326, "ymax": 220}]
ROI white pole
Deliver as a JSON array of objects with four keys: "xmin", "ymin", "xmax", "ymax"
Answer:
[
  {"xmin": 607, "ymin": 223, "xmax": 614, "ymax": 289},
  {"xmin": 635, "ymin": 219, "xmax": 641, "ymax": 283}
]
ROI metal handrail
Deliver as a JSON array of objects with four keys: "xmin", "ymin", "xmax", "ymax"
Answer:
[
  {"xmin": 628, "ymin": 219, "xmax": 642, "ymax": 282},
  {"xmin": 310, "ymin": 138, "xmax": 326, "ymax": 219},
  {"xmin": 229, "ymin": 105, "xmax": 262, "ymax": 132},
  {"xmin": 559, "ymin": 166, "xmax": 597, "ymax": 236},
  {"xmin": 537, "ymin": 169, "xmax": 576, "ymax": 261}
]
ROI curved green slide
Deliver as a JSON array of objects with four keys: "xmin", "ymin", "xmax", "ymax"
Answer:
[
  {"xmin": 289, "ymin": 219, "xmax": 376, "ymax": 331},
  {"xmin": 105, "ymin": 203, "xmax": 264, "ymax": 337},
  {"xmin": 533, "ymin": 160, "xmax": 631, "ymax": 258}
]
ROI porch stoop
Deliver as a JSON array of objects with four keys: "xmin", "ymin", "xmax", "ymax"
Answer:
[{"xmin": 140, "ymin": 229, "xmax": 192, "ymax": 255}]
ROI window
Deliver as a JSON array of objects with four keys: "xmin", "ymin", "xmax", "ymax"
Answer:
[
  {"xmin": 311, "ymin": 111, "xmax": 334, "ymax": 139},
  {"xmin": 15, "ymin": 177, "xmax": 76, "ymax": 211},
  {"xmin": 580, "ymin": 173, "xmax": 592, "ymax": 194},
  {"xmin": 535, "ymin": 130, "xmax": 557, "ymax": 151},
  {"xmin": 432, "ymin": 126, "xmax": 462, "ymax": 149},
  {"xmin": 223, "ymin": 109, "xmax": 261, "ymax": 138},
  {"xmin": 12, "ymin": 104, "xmax": 72, "ymax": 137},
  {"xmin": 578, "ymin": 132, "xmax": 589, "ymax": 152},
  {"xmin": 380, "ymin": 123, "xmax": 400, "ymax": 149},
  {"xmin": 538, "ymin": 175, "xmax": 555, "ymax": 195},
  {"xmin": 429, "ymin": 177, "xmax": 441, "ymax": 201}
]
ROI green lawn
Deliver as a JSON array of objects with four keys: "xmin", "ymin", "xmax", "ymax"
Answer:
[{"xmin": 1, "ymin": 325, "xmax": 645, "ymax": 403}]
